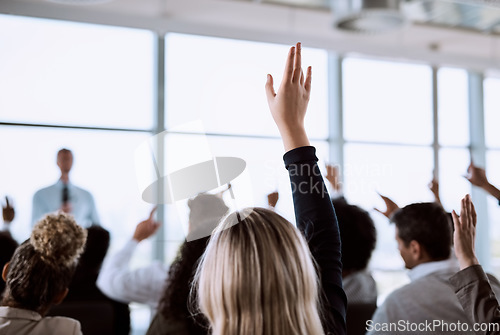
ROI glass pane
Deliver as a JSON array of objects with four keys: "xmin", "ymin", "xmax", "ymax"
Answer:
[
  {"xmin": 162, "ymin": 133, "xmax": 328, "ymax": 262},
  {"xmin": 438, "ymin": 148, "xmax": 471, "ymax": 212},
  {"xmin": 343, "ymin": 143, "xmax": 434, "ymax": 272},
  {"xmin": 343, "ymin": 57, "xmax": 433, "ymax": 145},
  {"xmin": 0, "ymin": 15, "xmax": 155, "ymax": 129},
  {"xmin": 484, "ymin": 78, "xmax": 500, "ymax": 149},
  {"xmin": 438, "ymin": 68, "xmax": 469, "ymax": 146},
  {"xmin": 165, "ymin": 33, "xmax": 329, "ymax": 139},
  {"xmin": 0, "ymin": 126, "xmax": 153, "ymax": 257}
]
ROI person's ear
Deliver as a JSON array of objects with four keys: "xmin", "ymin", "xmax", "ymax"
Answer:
[
  {"xmin": 53, "ymin": 288, "xmax": 69, "ymax": 305},
  {"xmin": 2, "ymin": 262, "xmax": 9, "ymax": 282},
  {"xmin": 409, "ymin": 240, "xmax": 422, "ymax": 261}
]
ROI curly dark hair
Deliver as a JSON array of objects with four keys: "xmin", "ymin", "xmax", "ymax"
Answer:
[
  {"xmin": 158, "ymin": 237, "xmax": 210, "ymax": 334},
  {"xmin": 1, "ymin": 212, "xmax": 86, "ymax": 315},
  {"xmin": 332, "ymin": 198, "xmax": 377, "ymax": 272}
]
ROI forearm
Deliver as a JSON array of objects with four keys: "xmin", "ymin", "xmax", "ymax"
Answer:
[
  {"xmin": 484, "ymin": 183, "xmax": 500, "ymax": 202},
  {"xmin": 279, "ymin": 128, "xmax": 310, "ymax": 152},
  {"xmin": 97, "ymin": 239, "xmax": 138, "ymax": 301}
]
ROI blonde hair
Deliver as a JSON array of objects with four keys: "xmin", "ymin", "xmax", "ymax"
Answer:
[{"xmin": 194, "ymin": 207, "xmax": 324, "ymax": 335}]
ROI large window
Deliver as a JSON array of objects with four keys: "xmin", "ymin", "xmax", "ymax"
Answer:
[
  {"xmin": 342, "ymin": 57, "xmax": 434, "ymax": 301},
  {"xmin": 163, "ymin": 33, "xmax": 330, "ymax": 263},
  {"xmin": 2, "ymin": 11, "xmax": 500, "ymax": 332},
  {"xmin": 0, "ymin": 15, "xmax": 155, "ymax": 334}
]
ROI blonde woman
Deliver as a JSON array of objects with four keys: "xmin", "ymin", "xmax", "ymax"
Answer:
[
  {"xmin": 0, "ymin": 212, "xmax": 87, "ymax": 335},
  {"xmin": 194, "ymin": 42, "xmax": 347, "ymax": 335}
]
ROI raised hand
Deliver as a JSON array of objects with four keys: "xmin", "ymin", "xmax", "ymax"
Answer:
[
  {"xmin": 428, "ymin": 178, "xmax": 442, "ymax": 206},
  {"xmin": 465, "ymin": 162, "xmax": 489, "ymax": 188},
  {"xmin": 133, "ymin": 206, "xmax": 160, "ymax": 242},
  {"xmin": 2, "ymin": 196, "xmax": 15, "ymax": 223},
  {"xmin": 374, "ymin": 194, "xmax": 400, "ymax": 219},
  {"xmin": 326, "ymin": 164, "xmax": 342, "ymax": 193},
  {"xmin": 267, "ymin": 191, "xmax": 279, "ymax": 208},
  {"xmin": 452, "ymin": 194, "xmax": 479, "ymax": 270},
  {"xmin": 266, "ymin": 42, "xmax": 312, "ymax": 151}
]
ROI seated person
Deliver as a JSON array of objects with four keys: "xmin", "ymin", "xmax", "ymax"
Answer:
[
  {"xmin": 0, "ymin": 212, "xmax": 87, "ymax": 335},
  {"xmin": 368, "ymin": 202, "xmax": 500, "ymax": 335},
  {"xmin": 50, "ymin": 225, "xmax": 130, "ymax": 335},
  {"xmin": 325, "ymin": 165, "xmax": 378, "ymax": 304},
  {"xmin": 97, "ymin": 194, "xmax": 229, "ymax": 315},
  {"xmin": 332, "ymin": 198, "xmax": 377, "ymax": 304},
  {"xmin": 146, "ymin": 194, "xmax": 229, "ymax": 335}
]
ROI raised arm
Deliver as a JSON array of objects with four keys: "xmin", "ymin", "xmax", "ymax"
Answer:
[
  {"xmin": 449, "ymin": 195, "xmax": 500, "ymax": 334},
  {"xmin": 466, "ymin": 162, "xmax": 500, "ymax": 204},
  {"xmin": 374, "ymin": 193, "xmax": 400, "ymax": 219},
  {"xmin": 97, "ymin": 207, "xmax": 166, "ymax": 307},
  {"xmin": 266, "ymin": 42, "xmax": 347, "ymax": 335}
]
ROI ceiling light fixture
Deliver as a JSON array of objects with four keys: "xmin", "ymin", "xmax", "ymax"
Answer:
[{"xmin": 332, "ymin": 0, "xmax": 406, "ymax": 33}]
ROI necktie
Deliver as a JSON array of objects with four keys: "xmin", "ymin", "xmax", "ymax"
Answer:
[{"xmin": 62, "ymin": 184, "xmax": 70, "ymax": 204}]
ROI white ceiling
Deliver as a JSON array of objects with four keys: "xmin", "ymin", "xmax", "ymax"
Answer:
[{"xmin": 1, "ymin": 0, "xmax": 500, "ymax": 72}]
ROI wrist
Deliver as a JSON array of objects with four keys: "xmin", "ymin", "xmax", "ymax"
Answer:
[
  {"xmin": 459, "ymin": 256, "xmax": 479, "ymax": 270},
  {"xmin": 484, "ymin": 183, "xmax": 500, "ymax": 200},
  {"xmin": 279, "ymin": 127, "xmax": 310, "ymax": 152}
]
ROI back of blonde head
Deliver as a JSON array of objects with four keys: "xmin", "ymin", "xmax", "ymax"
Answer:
[{"xmin": 194, "ymin": 207, "xmax": 324, "ymax": 335}]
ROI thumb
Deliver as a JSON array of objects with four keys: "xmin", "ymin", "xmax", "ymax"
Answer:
[
  {"xmin": 149, "ymin": 206, "xmax": 158, "ymax": 220},
  {"xmin": 265, "ymin": 74, "xmax": 276, "ymax": 101},
  {"xmin": 451, "ymin": 210, "xmax": 460, "ymax": 230}
]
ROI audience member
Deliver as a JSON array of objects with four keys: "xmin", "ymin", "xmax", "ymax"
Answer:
[
  {"xmin": 98, "ymin": 194, "xmax": 229, "ymax": 319},
  {"xmin": 32, "ymin": 148, "xmax": 99, "ymax": 227},
  {"xmin": 96, "ymin": 207, "xmax": 163, "ymax": 311},
  {"xmin": 56, "ymin": 225, "xmax": 130, "ymax": 335},
  {"xmin": 146, "ymin": 194, "xmax": 228, "ymax": 335},
  {"xmin": 0, "ymin": 212, "xmax": 87, "ymax": 335},
  {"xmin": 465, "ymin": 162, "xmax": 500, "ymax": 204},
  {"xmin": 368, "ymin": 202, "xmax": 500, "ymax": 334},
  {"xmin": 193, "ymin": 42, "xmax": 346, "ymax": 335},
  {"xmin": 332, "ymin": 198, "xmax": 377, "ymax": 304},
  {"xmin": 449, "ymin": 195, "xmax": 500, "ymax": 334},
  {"xmin": 324, "ymin": 164, "xmax": 378, "ymax": 304}
]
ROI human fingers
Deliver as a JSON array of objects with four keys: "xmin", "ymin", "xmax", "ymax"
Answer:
[
  {"xmin": 292, "ymin": 42, "xmax": 302, "ymax": 83},
  {"xmin": 304, "ymin": 66, "xmax": 312, "ymax": 92},
  {"xmin": 149, "ymin": 206, "xmax": 158, "ymax": 220},
  {"xmin": 265, "ymin": 74, "xmax": 276, "ymax": 101},
  {"xmin": 283, "ymin": 46, "xmax": 295, "ymax": 82}
]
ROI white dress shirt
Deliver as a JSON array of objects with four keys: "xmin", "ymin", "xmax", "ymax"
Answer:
[
  {"xmin": 31, "ymin": 180, "xmax": 99, "ymax": 228},
  {"xmin": 96, "ymin": 239, "xmax": 169, "ymax": 310},
  {"xmin": 0, "ymin": 306, "xmax": 81, "ymax": 335}
]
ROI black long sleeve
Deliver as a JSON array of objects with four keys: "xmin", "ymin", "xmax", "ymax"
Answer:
[{"xmin": 284, "ymin": 146, "xmax": 347, "ymax": 335}]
